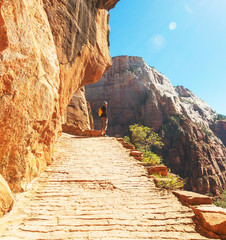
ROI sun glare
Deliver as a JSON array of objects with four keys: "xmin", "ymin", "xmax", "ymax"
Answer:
[{"xmin": 169, "ymin": 22, "xmax": 177, "ymax": 30}]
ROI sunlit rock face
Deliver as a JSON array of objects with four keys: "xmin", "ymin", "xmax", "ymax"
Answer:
[
  {"xmin": 86, "ymin": 56, "xmax": 226, "ymax": 195},
  {"xmin": 0, "ymin": 0, "xmax": 119, "ymax": 193},
  {"xmin": 0, "ymin": 0, "xmax": 61, "ymax": 192},
  {"xmin": 66, "ymin": 87, "xmax": 93, "ymax": 131},
  {"xmin": 0, "ymin": 174, "xmax": 14, "ymax": 217},
  {"xmin": 43, "ymin": 0, "xmax": 119, "ymax": 112}
]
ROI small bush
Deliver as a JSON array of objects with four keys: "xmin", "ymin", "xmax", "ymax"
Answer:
[
  {"xmin": 129, "ymin": 124, "xmax": 164, "ymax": 150},
  {"xmin": 154, "ymin": 172, "xmax": 185, "ymax": 190},
  {"xmin": 126, "ymin": 124, "xmax": 164, "ymax": 165},
  {"xmin": 214, "ymin": 190, "xmax": 226, "ymax": 208},
  {"xmin": 123, "ymin": 136, "xmax": 131, "ymax": 144},
  {"xmin": 142, "ymin": 151, "xmax": 163, "ymax": 166}
]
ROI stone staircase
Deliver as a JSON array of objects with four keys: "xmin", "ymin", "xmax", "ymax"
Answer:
[{"xmin": 0, "ymin": 133, "xmax": 222, "ymax": 239}]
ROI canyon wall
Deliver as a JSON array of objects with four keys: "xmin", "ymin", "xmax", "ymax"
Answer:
[
  {"xmin": 65, "ymin": 87, "xmax": 93, "ymax": 131},
  {"xmin": 85, "ymin": 56, "xmax": 226, "ymax": 195},
  {"xmin": 211, "ymin": 120, "xmax": 226, "ymax": 146},
  {"xmin": 0, "ymin": 0, "xmax": 119, "ymax": 197}
]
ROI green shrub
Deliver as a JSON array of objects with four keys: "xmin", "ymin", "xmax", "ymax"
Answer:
[
  {"xmin": 153, "ymin": 172, "xmax": 185, "ymax": 190},
  {"xmin": 123, "ymin": 136, "xmax": 131, "ymax": 144},
  {"xmin": 142, "ymin": 151, "xmax": 163, "ymax": 166},
  {"xmin": 125, "ymin": 124, "xmax": 164, "ymax": 165},
  {"xmin": 129, "ymin": 124, "xmax": 164, "ymax": 151},
  {"xmin": 214, "ymin": 190, "xmax": 226, "ymax": 208}
]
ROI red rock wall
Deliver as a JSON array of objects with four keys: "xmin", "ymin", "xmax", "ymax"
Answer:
[
  {"xmin": 0, "ymin": 0, "xmax": 119, "ymax": 193},
  {"xmin": 162, "ymin": 116, "xmax": 226, "ymax": 195},
  {"xmin": 211, "ymin": 120, "xmax": 226, "ymax": 147}
]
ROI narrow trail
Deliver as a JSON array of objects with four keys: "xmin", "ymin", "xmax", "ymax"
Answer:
[{"xmin": 0, "ymin": 133, "xmax": 214, "ymax": 240}]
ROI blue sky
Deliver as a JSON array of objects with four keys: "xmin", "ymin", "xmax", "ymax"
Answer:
[{"xmin": 109, "ymin": 0, "xmax": 226, "ymax": 115}]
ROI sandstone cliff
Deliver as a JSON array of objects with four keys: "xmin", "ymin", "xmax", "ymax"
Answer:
[
  {"xmin": 85, "ymin": 56, "xmax": 226, "ymax": 195},
  {"xmin": 0, "ymin": 0, "xmax": 119, "ymax": 197},
  {"xmin": 211, "ymin": 120, "xmax": 226, "ymax": 147},
  {"xmin": 65, "ymin": 87, "xmax": 93, "ymax": 131}
]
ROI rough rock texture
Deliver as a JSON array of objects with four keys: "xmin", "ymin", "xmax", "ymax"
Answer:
[
  {"xmin": 0, "ymin": 0, "xmax": 61, "ymax": 193},
  {"xmin": 174, "ymin": 86, "xmax": 217, "ymax": 125},
  {"xmin": 62, "ymin": 124, "xmax": 102, "ymax": 137},
  {"xmin": 85, "ymin": 56, "xmax": 226, "ymax": 195},
  {"xmin": 0, "ymin": 0, "xmax": 119, "ymax": 194},
  {"xmin": 161, "ymin": 116, "xmax": 226, "ymax": 196},
  {"xmin": 173, "ymin": 190, "xmax": 212, "ymax": 206},
  {"xmin": 173, "ymin": 190, "xmax": 226, "ymax": 239},
  {"xmin": 0, "ymin": 174, "xmax": 14, "ymax": 217},
  {"xmin": 211, "ymin": 120, "xmax": 226, "ymax": 147},
  {"xmin": 65, "ymin": 87, "xmax": 93, "ymax": 130},
  {"xmin": 193, "ymin": 205, "xmax": 226, "ymax": 239}
]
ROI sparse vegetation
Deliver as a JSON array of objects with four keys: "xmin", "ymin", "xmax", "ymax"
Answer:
[
  {"xmin": 161, "ymin": 114, "xmax": 184, "ymax": 139},
  {"xmin": 153, "ymin": 170, "xmax": 185, "ymax": 190},
  {"xmin": 201, "ymin": 125, "xmax": 212, "ymax": 137},
  {"xmin": 213, "ymin": 189, "xmax": 226, "ymax": 208},
  {"xmin": 125, "ymin": 124, "xmax": 164, "ymax": 165},
  {"xmin": 215, "ymin": 114, "xmax": 226, "ymax": 121},
  {"xmin": 123, "ymin": 136, "xmax": 131, "ymax": 144},
  {"xmin": 124, "ymin": 123, "xmax": 186, "ymax": 190},
  {"xmin": 142, "ymin": 151, "xmax": 163, "ymax": 166}
]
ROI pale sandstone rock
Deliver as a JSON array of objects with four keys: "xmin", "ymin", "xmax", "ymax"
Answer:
[
  {"xmin": 66, "ymin": 87, "xmax": 93, "ymax": 130},
  {"xmin": 0, "ymin": 0, "xmax": 61, "ymax": 192},
  {"xmin": 0, "ymin": 174, "xmax": 14, "ymax": 217},
  {"xmin": 0, "ymin": 0, "xmax": 119, "ymax": 194}
]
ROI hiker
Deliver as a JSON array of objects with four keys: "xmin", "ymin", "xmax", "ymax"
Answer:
[{"xmin": 99, "ymin": 101, "xmax": 108, "ymax": 136}]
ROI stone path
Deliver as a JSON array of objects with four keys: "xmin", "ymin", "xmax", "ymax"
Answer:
[{"xmin": 0, "ymin": 133, "xmax": 215, "ymax": 239}]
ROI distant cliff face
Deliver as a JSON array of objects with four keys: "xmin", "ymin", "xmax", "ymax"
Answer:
[
  {"xmin": 0, "ymin": 0, "xmax": 119, "ymax": 193},
  {"xmin": 85, "ymin": 56, "xmax": 226, "ymax": 195},
  {"xmin": 211, "ymin": 120, "xmax": 226, "ymax": 146}
]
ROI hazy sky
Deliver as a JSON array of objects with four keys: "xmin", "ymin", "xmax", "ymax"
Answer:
[{"xmin": 109, "ymin": 0, "xmax": 226, "ymax": 115}]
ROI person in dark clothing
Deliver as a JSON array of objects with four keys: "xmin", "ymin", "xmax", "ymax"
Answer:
[{"xmin": 100, "ymin": 101, "xmax": 108, "ymax": 136}]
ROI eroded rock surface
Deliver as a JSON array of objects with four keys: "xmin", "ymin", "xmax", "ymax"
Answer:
[
  {"xmin": 65, "ymin": 87, "xmax": 93, "ymax": 130},
  {"xmin": 0, "ymin": 0, "xmax": 61, "ymax": 193},
  {"xmin": 85, "ymin": 56, "xmax": 226, "ymax": 195},
  {"xmin": 211, "ymin": 120, "xmax": 226, "ymax": 147},
  {"xmin": 0, "ymin": 174, "xmax": 14, "ymax": 217},
  {"xmin": 193, "ymin": 205, "xmax": 226, "ymax": 239},
  {"xmin": 0, "ymin": 0, "xmax": 119, "ymax": 194}
]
